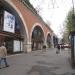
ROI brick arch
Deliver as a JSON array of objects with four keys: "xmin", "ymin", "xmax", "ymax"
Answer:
[
  {"xmin": 30, "ymin": 23, "xmax": 45, "ymax": 50},
  {"xmin": 46, "ymin": 32, "xmax": 52, "ymax": 47},
  {"xmin": 3, "ymin": 0, "xmax": 53, "ymax": 52},
  {"xmin": 5, "ymin": 0, "xmax": 29, "ymax": 40},
  {"xmin": 30, "ymin": 23, "xmax": 45, "ymax": 40},
  {"xmin": 46, "ymin": 32, "xmax": 51, "ymax": 40}
]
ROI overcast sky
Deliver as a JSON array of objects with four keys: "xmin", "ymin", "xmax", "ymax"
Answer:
[{"xmin": 30, "ymin": 0, "xmax": 75, "ymax": 38}]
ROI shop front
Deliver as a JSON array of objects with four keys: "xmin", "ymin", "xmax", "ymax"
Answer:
[
  {"xmin": 0, "ymin": 31, "xmax": 23, "ymax": 54},
  {"xmin": 0, "ymin": 9, "xmax": 24, "ymax": 54}
]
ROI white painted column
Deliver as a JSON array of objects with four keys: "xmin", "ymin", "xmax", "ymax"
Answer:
[
  {"xmin": 43, "ymin": 38, "xmax": 47, "ymax": 48},
  {"xmin": 23, "ymin": 40, "xmax": 32, "ymax": 53}
]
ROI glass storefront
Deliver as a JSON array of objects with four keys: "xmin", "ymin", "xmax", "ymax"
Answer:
[
  {"xmin": 5, "ymin": 37, "xmax": 13, "ymax": 54},
  {"xmin": 0, "ymin": 9, "xmax": 24, "ymax": 54}
]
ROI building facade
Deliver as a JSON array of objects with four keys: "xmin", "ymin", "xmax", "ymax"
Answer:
[{"xmin": 0, "ymin": 0, "xmax": 55, "ymax": 54}]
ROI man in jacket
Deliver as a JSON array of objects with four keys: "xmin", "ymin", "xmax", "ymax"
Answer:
[{"xmin": 0, "ymin": 44, "xmax": 9, "ymax": 69}]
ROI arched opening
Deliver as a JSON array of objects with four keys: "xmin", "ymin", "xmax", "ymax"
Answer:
[
  {"xmin": 53, "ymin": 36, "xmax": 58, "ymax": 48},
  {"xmin": 31, "ymin": 26, "xmax": 44, "ymax": 50},
  {"xmin": 47, "ymin": 34, "xmax": 51, "ymax": 48},
  {"xmin": 0, "ymin": 1, "xmax": 27, "ymax": 54}
]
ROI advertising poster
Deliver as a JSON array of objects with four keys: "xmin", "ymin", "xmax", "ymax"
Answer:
[
  {"xmin": 14, "ymin": 40, "xmax": 20, "ymax": 52},
  {"xmin": 3, "ymin": 11, "xmax": 15, "ymax": 33}
]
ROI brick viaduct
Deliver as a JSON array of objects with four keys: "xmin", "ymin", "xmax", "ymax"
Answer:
[{"xmin": 0, "ymin": 0, "xmax": 55, "ymax": 53}]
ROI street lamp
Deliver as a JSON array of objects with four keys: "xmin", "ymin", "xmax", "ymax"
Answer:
[{"xmin": 70, "ymin": 0, "xmax": 75, "ymax": 68}]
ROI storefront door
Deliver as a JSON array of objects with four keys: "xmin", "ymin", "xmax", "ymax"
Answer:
[{"xmin": 5, "ymin": 38, "xmax": 13, "ymax": 54}]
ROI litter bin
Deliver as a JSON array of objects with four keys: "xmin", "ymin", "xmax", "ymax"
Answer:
[{"xmin": 43, "ymin": 45, "xmax": 46, "ymax": 52}]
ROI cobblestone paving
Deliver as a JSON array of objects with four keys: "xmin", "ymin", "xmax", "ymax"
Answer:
[
  {"xmin": 0, "ymin": 48, "xmax": 75, "ymax": 75},
  {"xmin": 27, "ymin": 65, "xmax": 75, "ymax": 75},
  {"xmin": 27, "ymin": 65, "xmax": 57, "ymax": 75},
  {"xmin": 27, "ymin": 49, "xmax": 75, "ymax": 75}
]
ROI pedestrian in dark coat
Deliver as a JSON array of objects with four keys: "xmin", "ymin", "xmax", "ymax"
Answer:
[{"xmin": 56, "ymin": 44, "xmax": 60, "ymax": 54}]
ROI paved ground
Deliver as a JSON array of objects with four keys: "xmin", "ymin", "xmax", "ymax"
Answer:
[{"xmin": 0, "ymin": 48, "xmax": 75, "ymax": 75}]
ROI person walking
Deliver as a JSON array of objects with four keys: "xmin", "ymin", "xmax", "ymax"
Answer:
[
  {"xmin": 56, "ymin": 44, "xmax": 60, "ymax": 54},
  {"xmin": 0, "ymin": 44, "xmax": 9, "ymax": 69}
]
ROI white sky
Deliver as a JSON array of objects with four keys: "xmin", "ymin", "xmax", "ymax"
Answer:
[{"xmin": 30, "ymin": 0, "xmax": 75, "ymax": 38}]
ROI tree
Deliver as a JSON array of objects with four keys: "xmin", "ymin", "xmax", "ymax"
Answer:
[
  {"xmin": 65, "ymin": 9, "xmax": 75, "ymax": 33},
  {"xmin": 22, "ymin": 0, "xmax": 33, "ymax": 8},
  {"xmin": 62, "ymin": 9, "xmax": 75, "ymax": 43},
  {"xmin": 21, "ymin": 0, "xmax": 37, "ymax": 14},
  {"xmin": 62, "ymin": 31, "xmax": 69, "ymax": 43}
]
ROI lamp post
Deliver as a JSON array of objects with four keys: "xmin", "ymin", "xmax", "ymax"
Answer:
[{"xmin": 70, "ymin": 0, "xmax": 75, "ymax": 68}]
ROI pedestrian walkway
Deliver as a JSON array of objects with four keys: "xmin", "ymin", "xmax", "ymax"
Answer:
[{"xmin": 0, "ymin": 48, "xmax": 75, "ymax": 75}]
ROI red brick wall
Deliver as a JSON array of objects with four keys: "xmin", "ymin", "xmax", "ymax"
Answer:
[{"xmin": 11, "ymin": 0, "xmax": 51, "ymax": 38}]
